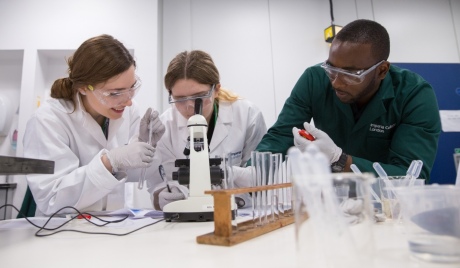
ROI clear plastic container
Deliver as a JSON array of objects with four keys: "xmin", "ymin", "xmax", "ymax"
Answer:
[
  {"xmin": 395, "ymin": 185, "xmax": 460, "ymax": 263},
  {"xmin": 378, "ymin": 176, "xmax": 424, "ymax": 219},
  {"xmin": 293, "ymin": 172, "xmax": 376, "ymax": 267}
]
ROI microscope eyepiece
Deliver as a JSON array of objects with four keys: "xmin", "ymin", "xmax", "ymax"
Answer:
[{"xmin": 194, "ymin": 98, "xmax": 203, "ymax": 115}]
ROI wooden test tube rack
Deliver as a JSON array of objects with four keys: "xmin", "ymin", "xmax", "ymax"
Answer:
[{"xmin": 196, "ymin": 183, "xmax": 294, "ymax": 246}]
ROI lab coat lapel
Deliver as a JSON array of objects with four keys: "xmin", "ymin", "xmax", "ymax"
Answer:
[
  {"xmin": 334, "ymin": 97, "xmax": 355, "ymax": 125},
  {"xmin": 75, "ymin": 94, "xmax": 107, "ymax": 147},
  {"xmin": 352, "ymin": 77, "xmax": 395, "ymax": 133},
  {"xmin": 209, "ymin": 104, "xmax": 231, "ymax": 150},
  {"xmin": 81, "ymin": 113, "xmax": 107, "ymax": 147},
  {"xmin": 107, "ymin": 116, "xmax": 126, "ymax": 148}
]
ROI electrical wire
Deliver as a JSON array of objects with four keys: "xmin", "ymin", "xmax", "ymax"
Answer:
[
  {"xmin": 329, "ymin": 0, "xmax": 335, "ymax": 24},
  {"xmin": 0, "ymin": 204, "xmax": 165, "ymax": 237}
]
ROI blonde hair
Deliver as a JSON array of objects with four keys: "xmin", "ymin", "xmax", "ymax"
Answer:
[{"xmin": 216, "ymin": 87, "xmax": 239, "ymax": 102}]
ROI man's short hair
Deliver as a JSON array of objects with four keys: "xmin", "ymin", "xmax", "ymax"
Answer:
[{"xmin": 336, "ymin": 19, "xmax": 390, "ymax": 61}]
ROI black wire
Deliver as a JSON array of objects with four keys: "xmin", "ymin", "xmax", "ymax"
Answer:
[
  {"xmin": 35, "ymin": 218, "xmax": 165, "ymax": 237},
  {"xmin": 0, "ymin": 204, "xmax": 165, "ymax": 237},
  {"xmin": 329, "ymin": 0, "xmax": 335, "ymax": 24}
]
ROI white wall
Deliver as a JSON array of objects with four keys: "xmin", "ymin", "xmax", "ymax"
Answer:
[
  {"xmin": 0, "ymin": 0, "xmax": 161, "ymax": 216},
  {"xmin": 162, "ymin": 0, "xmax": 460, "ymax": 127}
]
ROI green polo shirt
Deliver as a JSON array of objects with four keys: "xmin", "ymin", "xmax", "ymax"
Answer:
[{"xmin": 256, "ymin": 64, "xmax": 441, "ymax": 181}]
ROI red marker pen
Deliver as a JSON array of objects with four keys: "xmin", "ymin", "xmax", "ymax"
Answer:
[
  {"xmin": 299, "ymin": 129, "xmax": 315, "ymax": 141},
  {"xmin": 77, "ymin": 213, "xmax": 92, "ymax": 220}
]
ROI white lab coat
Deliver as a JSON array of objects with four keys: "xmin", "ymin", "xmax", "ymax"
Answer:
[
  {"xmin": 23, "ymin": 94, "xmax": 141, "ymax": 216},
  {"xmin": 147, "ymin": 99, "xmax": 267, "ymax": 194}
]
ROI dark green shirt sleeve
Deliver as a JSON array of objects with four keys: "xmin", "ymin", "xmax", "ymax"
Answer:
[{"xmin": 255, "ymin": 66, "xmax": 324, "ymax": 155}]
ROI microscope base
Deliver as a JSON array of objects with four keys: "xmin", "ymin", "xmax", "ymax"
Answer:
[
  {"xmin": 164, "ymin": 210, "xmax": 237, "ymax": 222},
  {"xmin": 163, "ymin": 196, "xmax": 237, "ymax": 222}
]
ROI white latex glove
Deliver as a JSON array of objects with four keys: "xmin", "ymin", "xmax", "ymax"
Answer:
[
  {"xmin": 235, "ymin": 194, "xmax": 252, "ymax": 209},
  {"xmin": 139, "ymin": 108, "xmax": 165, "ymax": 147},
  {"xmin": 292, "ymin": 126, "xmax": 310, "ymax": 153},
  {"xmin": 153, "ymin": 181, "xmax": 189, "ymax": 211},
  {"xmin": 231, "ymin": 166, "xmax": 254, "ymax": 188},
  {"xmin": 340, "ymin": 198, "xmax": 365, "ymax": 225},
  {"xmin": 231, "ymin": 166, "xmax": 253, "ymax": 209},
  {"xmin": 292, "ymin": 122, "xmax": 342, "ymax": 164},
  {"xmin": 106, "ymin": 142, "xmax": 155, "ymax": 172}
]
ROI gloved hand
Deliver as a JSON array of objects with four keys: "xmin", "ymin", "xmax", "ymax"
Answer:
[
  {"xmin": 106, "ymin": 142, "xmax": 155, "ymax": 172},
  {"xmin": 230, "ymin": 166, "xmax": 254, "ymax": 209},
  {"xmin": 231, "ymin": 166, "xmax": 254, "ymax": 188},
  {"xmin": 292, "ymin": 122, "xmax": 342, "ymax": 164},
  {"xmin": 235, "ymin": 193, "xmax": 252, "ymax": 209},
  {"xmin": 340, "ymin": 198, "xmax": 365, "ymax": 225},
  {"xmin": 139, "ymin": 108, "xmax": 165, "ymax": 147},
  {"xmin": 292, "ymin": 126, "xmax": 310, "ymax": 153},
  {"xmin": 153, "ymin": 181, "xmax": 189, "ymax": 211}
]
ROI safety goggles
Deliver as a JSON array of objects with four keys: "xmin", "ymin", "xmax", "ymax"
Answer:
[
  {"xmin": 90, "ymin": 76, "xmax": 142, "ymax": 106},
  {"xmin": 320, "ymin": 60, "xmax": 385, "ymax": 85},
  {"xmin": 168, "ymin": 84, "xmax": 215, "ymax": 104}
]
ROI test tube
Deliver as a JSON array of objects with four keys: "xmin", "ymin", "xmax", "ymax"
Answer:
[
  {"xmin": 278, "ymin": 155, "xmax": 286, "ymax": 216},
  {"xmin": 255, "ymin": 152, "xmax": 263, "ymax": 226},
  {"xmin": 138, "ymin": 168, "xmax": 147, "ymax": 189},
  {"xmin": 274, "ymin": 153, "xmax": 284, "ymax": 216},
  {"xmin": 222, "ymin": 153, "xmax": 229, "ymax": 189},
  {"xmin": 261, "ymin": 152, "xmax": 271, "ymax": 225},
  {"xmin": 250, "ymin": 151, "xmax": 258, "ymax": 227},
  {"xmin": 269, "ymin": 153, "xmax": 281, "ymax": 221},
  {"xmin": 284, "ymin": 155, "xmax": 293, "ymax": 216},
  {"xmin": 138, "ymin": 120, "xmax": 154, "ymax": 190},
  {"xmin": 268, "ymin": 154, "xmax": 275, "ymax": 222},
  {"xmin": 222, "ymin": 152, "xmax": 238, "ymax": 229}
]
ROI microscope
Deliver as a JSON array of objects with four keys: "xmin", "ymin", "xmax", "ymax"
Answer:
[{"xmin": 163, "ymin": 98, "xmax": 237, "ymax": 222}]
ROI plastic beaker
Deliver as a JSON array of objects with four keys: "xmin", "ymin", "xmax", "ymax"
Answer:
[
  {"xmin": 395, "ymin": 185, "xmax": 460, "ymax": 263},
  {"xmin": 378, "ymin": 176, "xmax": 424, "ymax": 219},
  {"xmin": 293, "ymin": 172, "xmax": 376, "ymax": 268}
]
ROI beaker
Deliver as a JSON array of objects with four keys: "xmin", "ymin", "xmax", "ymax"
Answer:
[
  {"xmin": 378, "ymin": 176, "xmax": 425, "ymax": 219},
  {"xmin": 293, "ymin": 172, "xmax": 376, "ymax": 268},
  {"xmin": 396, "ymin": 185, "xmax": 460, "ymax": 263}
]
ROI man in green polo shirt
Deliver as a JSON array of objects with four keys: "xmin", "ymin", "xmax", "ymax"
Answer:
[{"xmin": 255, "ymin": 19, "xmax": 441, "ymax": 181}]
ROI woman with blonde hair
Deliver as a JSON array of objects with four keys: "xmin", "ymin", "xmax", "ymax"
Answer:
[{"xmin": 150, "ymin": 50, "xmax": 266, "ymax": 210}]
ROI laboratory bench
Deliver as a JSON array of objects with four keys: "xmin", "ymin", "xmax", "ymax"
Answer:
[{"xmin": 0, "ymin": 216, "xmax": 458, "ymax": 268}]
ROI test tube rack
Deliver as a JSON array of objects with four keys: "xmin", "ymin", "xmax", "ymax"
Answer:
[{"xmin": 196, "ymin": 183, "xmax": 294, "ymax": 246}]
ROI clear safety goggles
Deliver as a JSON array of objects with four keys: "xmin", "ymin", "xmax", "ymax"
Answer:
[
  {"xmin": 168, "ymin": 84, "xmax": 215, "ymax": 104},
  {"xmin": 90, "ymin": 76, "xmax": 142, "ymax": 106},
  {"xmin": 320, "ymin": 60, "xmax": 385, "ymax": 85}
]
